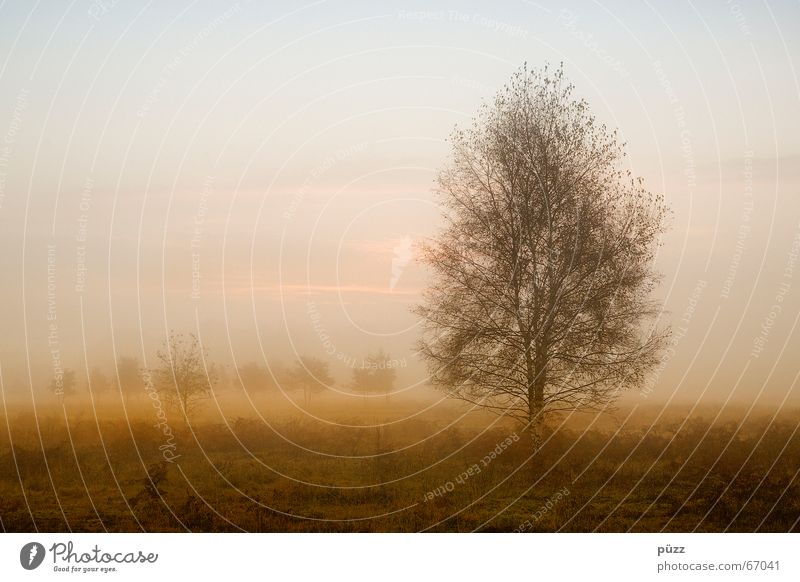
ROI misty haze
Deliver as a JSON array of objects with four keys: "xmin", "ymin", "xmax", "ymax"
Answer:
[{"xmin": 0, "ymin": 1, "xmax": 799, "ymax": 533}]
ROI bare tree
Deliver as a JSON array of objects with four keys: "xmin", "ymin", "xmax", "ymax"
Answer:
[
  {"xmin": 88, "ymin": 366, "xmax": 110, "ymax": 394},
  {"xmin": 416, "ymin": 64, "xmax": 669, "ymax": 446},
  {"xmin": 49, "ymin": 368, "xmax": 77, "ymax": 401},
  {"xmin": 153, "ymin": 332, "xmax": 217, "ymax": 424},
  {"xmin": 350, "ymin": 349, "xmax": 397, "ymax": 402},
  {"xmin": 116, "ymin": 356, "xmax": 141, "ymax": 402},
  {"xmin": 287, "ymin": 356, "xmax": 333, "ymax": 405}
]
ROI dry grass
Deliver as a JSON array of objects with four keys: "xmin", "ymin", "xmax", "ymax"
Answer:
[{"xmin": 1, "ymin": 399, "xmax": 798, "ymax": 532}]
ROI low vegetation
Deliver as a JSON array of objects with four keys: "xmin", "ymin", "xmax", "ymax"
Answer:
[{"xmin": 1, "ymin": 401, "xmax": 797, "ymax": 532}]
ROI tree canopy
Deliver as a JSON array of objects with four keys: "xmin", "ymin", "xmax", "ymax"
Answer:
[{"xmin": 416, "ymin": 63, "xmax": 669, "ymax": 444}]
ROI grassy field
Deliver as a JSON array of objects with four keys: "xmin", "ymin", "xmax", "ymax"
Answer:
[{"xmin": 1, "ymin": 399, "xmax": 799, "ymax": 532}]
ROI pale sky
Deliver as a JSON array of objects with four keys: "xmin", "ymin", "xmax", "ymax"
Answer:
[{"xmin": 0, "ymin": 0, "xmax": 799, "ymax": 408}]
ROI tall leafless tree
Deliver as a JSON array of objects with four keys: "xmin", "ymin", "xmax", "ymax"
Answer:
[{"xmin": 416, "ymin": 64, "xmax": 669, "ymax": 446}]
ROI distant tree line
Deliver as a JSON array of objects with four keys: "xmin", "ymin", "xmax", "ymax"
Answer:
[{"xmin": 45, "ymin": 333, "xmax": 400, "ymax": 421}]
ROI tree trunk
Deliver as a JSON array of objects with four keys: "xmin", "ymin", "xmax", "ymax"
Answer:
[
  {"xmin": 181, "ymin": 391, "xmax": 191, "ymax": 426},
  {"xmin": 527, "ymin": 368, "xmax": 546, "ymax": 452},
  {"xmin": 527, "ymin": 399, "xmax": 544, "ymax": 451}
]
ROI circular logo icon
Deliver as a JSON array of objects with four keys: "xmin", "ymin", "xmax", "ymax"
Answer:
[{"xmin": 20, "ymin": 542, "xmax": 46, "ymax": 570}]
